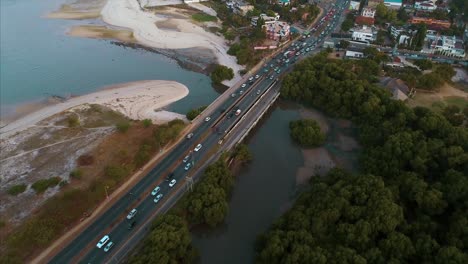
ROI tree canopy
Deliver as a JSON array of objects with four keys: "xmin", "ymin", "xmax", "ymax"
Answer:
[
  {"xmin": 257, "ymin": 53, "xmax": 468, "ymax": 263},
  {"xmin": 211, "ymin": 65, "xmax": 234, "ymax": 84},
  {"xmin": 289, "ymin": 119, "xmax": 325, "ymax": 147}
]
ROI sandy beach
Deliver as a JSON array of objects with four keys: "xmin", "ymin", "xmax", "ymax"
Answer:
[
  {"xmin": 0, "ymin": 80, "xmax": 189, "ymax": 138},
  {"xmin": 100, "ymin": 0, "xmax": 243, "ymax": 86}
]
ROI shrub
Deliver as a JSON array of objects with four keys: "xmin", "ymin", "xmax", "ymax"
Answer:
[
  {"xmin": 186, "ymin": 105, "xmax": 207, "ymax": 120},
  {"xmin": 7, "ymin": 184, "xmax": 27, "ymax": 196},
  {"xmin": 211, "ymin": 64, "xmax": 234, "ymax": 84},
  {"xmin": 116, "ymin": 121, "xmax": 131, "ymax": 133},
  {"xmin": 69, "ymin": 169, "xmax": 83, "ymax": 180},
  {"xmin": 31, "ymin": 177, "xmax": 61, "ymax": 194},
  {"xmin": 142, "ymin": 119, "xmax": 152, "ymax": 128},
  {"xmin": 192, "ymin": 13, "xmax": 217, "ymax": 22},
  {"xmin": 77, "ymin": 154, "xmax": 94, "ymax": 166},
  {"xmin": 289, "ymin": 119, "xmax": 326, "ymax": 147},
  {"xmin": 67, "ymin": 115, "xmax": 80, "ymax": 127}
]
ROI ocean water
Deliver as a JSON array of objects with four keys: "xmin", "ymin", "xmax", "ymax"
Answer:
[{"xmin": 0, "ymin": 0, "xmax": 216, "ymax": 117}]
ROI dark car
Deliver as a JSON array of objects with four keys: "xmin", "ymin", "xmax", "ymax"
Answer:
[
  {"xmin": 227, "ymin": 113, "xmax": 234, "ymax": 119},
  {"xmin": 128, "ymin": 221, "xmax": 136, "ymax": 230}
]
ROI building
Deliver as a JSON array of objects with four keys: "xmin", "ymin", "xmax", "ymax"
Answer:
[
  {"xmin": 390, "ymin": 25, "xmax": 412, "ymax": 44},
  {"xmin": 264, "ymin": 21, "xmax": 291, "ymax": 41},
  {"xmin": 349, "ymin": 1, "xmax": 361, "ymax": 10},
  {"xmin": 384, "ymin": 0, "xmax": 402, "ymax": 8},
  {"xmin": 345, "ymin": 50, "xmax": 365, "ymax": 58},
  {"xmin": 380, "ymin": 77, "xmax": 411, "ymax": 101},
  {"xmin": 431, "ymin": 35, "xmax": 466, "ymax": 58},
  {"xmin": 234, "ymin": 2, "xmax": 254, "ymax": 16},
  {"xmin": 351, "ymin": 26, "xmax": 376, "ymax": 43},
  {"xmin": 410, "ymin": 17, "xmax": 451, "ymax": 29},
  {"xmin": 362, "ymin": 7, "xmax": 376, "ymax": 18},
  {"xmin": 356, "ymin": 16, "xmax": 375, "ymax": 26},
  {"xmin": 414, "ymin": 1, "xmax": 437, "ymax": 11},
  {"xmin": 251, "ymin": 13, "xmax": 280, "ymax": 26},
  {"xmin": 278, "ymin": 0, "xmax": 290, "ymax": 6}
]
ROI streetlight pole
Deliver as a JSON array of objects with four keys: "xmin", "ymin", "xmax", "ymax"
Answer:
[{"xmin": 105, "ymin": 186, "xmax": 109, "ymax": 199}]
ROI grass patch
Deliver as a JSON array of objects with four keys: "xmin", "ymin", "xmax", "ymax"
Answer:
[
  {"xmin": 69, "ymin": 169, "xmax": 83, "ymax": 180},
  {"xmin": 444, "ymin": 96, "xmax": 468, "ymax": 109},
  {"xmin": 80, "ymin": 104, "xmax": 129, "ymax": 128},
  {"xmin": 192, "ymin": 13, "xmax": 217, "ymax": 22},
  {"xmin": 7, "ymin": 184, "xmax": 27, "ymax": 196},
  {"xmin": 31, "ymin": 177, "xmax": 61, "ymax": 194}
]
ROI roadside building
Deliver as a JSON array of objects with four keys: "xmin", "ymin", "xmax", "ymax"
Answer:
[
  {"xmin": 414, "ymin": 1, "xmax": 437, "ymax": 11},
  {"xmin": 379, "ymin": 77, "xmax": 411, "ymax": 101},
  {"xmin": 251, "ymin": 13, "xmax": 280, "ymax": 26},
  {"xmin": 233, "ymin": 2, "xmax": 254, "ymax": 16},
  {"xmin": 430, "ymin": 35, "xmax": 466, "ymax": 58},
  {"xmin": 410, "ymin": 17, "xmax": 451, "ymax": 29},
  {"xmin": 384, "ymin": 0, "xmax": 402, "ymax": 8},
  {"xmin": 349, "ymin": 1, "xmax": 361, "ymax": 10},
  {"xmin": 345, "ymin": 49, "xmax": 365, "ymax": 58},
  {"xmin": 390, "ymin": 25, "xmax": 413, "ymax": 45},
  {"xmin": 264, "ymin": 21, "xmax": 291, "ymax": 41},
  {"xmin": 278, "ymin": 0, "xmax": 290, "ymax": 6},
  {"xmin": 361, "ymin": 7, "xmax": 376, "ymax": 18},
  {"xmin": 356, "ymin": 16, "xmax": 375, "ymax": 26},
  {"xmin": 183, "ymin": 0, "xmax": 208, "ymax": 3},
  {"xmin": 351, "ymin": 26, "xmax": 376, "ymax": 43}
]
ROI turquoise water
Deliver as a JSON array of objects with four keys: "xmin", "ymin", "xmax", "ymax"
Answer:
[{"xmin": 0, "ymin": 0, "xmax": 216, "ymax": 116}]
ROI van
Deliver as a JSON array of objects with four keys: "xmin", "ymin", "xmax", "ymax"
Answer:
[{"xmin": 96, "ymin": 235, "xmax": 110, "ymax": 249}]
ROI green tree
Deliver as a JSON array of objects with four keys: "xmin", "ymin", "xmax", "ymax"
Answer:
[
  {"xmin": 186, "ymin": 105, "xmax": 207, "ymax": 120},
  {"xmin": 211, "ymin": 64, "xmax": 234, "ymax": 84},
  {"xmin": 443, "ymin": 105, "xmax": 464, "ymax": 126},
  {"xmin": 128, "ymin": 214, "xmax": 197, "ymax": 264},
  {"xmin": 142, "ymin": 119, "xmax": 152, "ymax": 128},
  {"xmin": 115, "ymin": 121, "xmax": 131, "ymax": 133},
  {"xmin": 7, "ymin": 184, "xmax": 27, "ymax": 196},
  {"xmin": 289, "ymin": 119, "xmax": 325, "ymax": 148}
]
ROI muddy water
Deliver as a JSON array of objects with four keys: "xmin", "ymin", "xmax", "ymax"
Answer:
[{"xmin": 192, "ymin": 102, "xmax": 360, "ymax": 264}]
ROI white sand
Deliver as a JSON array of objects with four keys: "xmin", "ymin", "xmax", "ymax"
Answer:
[
  {"xmin": 101, "ymin": 0, "xmax": 243, "ymax": 86},
  {"xmin": 0, "ymin": 80, "xmax": 188, "ymax": 138}
]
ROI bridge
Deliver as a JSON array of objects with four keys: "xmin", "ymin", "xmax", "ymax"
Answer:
[{"xmin": 42, "ymin": 1, "xmax": 350, "ymax": 263}]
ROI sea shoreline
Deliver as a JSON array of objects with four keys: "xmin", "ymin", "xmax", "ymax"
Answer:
[{"xmin": 0, "ymin": 80, "xmax": 189, "ymax": 138}]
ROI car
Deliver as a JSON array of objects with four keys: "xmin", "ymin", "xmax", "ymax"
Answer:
[
  {"xmin": 235, "ymin": 109, "xmax": 241, "ymax": 116},
  {"xmin": 239, "ymin": 90, "xmax": 243, "ymax": 95},
  {"xmin": 296, "ymin": 52, "xmax": 301, "ymax": 56},
  {"xmin": 255, "ymin": 74, "xmax": 260, "ymax": 79},
  {"xmin": 306, "ymin": 48, "xmax": 310, "ymax": 52},
  {"xmin": 183, "ymin": 155, "xmax": 190, "ymax": 163},
  {"xmin": 248, "ymin": 76, "xmax": 254, "ymax": 81},
  {"xmin": 103, "ymin": 241, "xmax": 114, "ymax": 252},
  {"xmin": 274, "ymin": 67, "xmax": 279, "ymax": 71},
  {"xmin": 194, "ymin": 143, "xmax": 202, "ymax": 152},
  {"xmin": 165, "ymin": 172, "xmax": 174, "ymax": 182},
  {"xmin": 231, "ymin": 93, "xmax": 236, "ymax": 97},
  {"xmin": 204, "ymin": 116, "xmax": 211, "ymax": 122},
  {"xmin": 186, "ymin": 133, "xmax": 193, "ymax": 139},
  {"xmin": 263, "ymin": 68, "xmax": 269, "ymax": 73},
  {"xmin": 96, "ymin": 235, "xmax": 110, "ymax": 249},
  {"xmin": 241, "ymin": 83, "xmax": 246, "ymax": 88},
  {"xmin": 127, "ymin": 208, "xmax": 137, "ymax": 220},
  {"xmin": 184, "ymin": 162, "xmax": 192, "ymax": 171},
  {"xmin": 154, "ymin": 193, "xmax": 163, "ymax": 203},
  {"xmin": 151, "ymin": 186, "xmax": 161, "ymax": 196},
  {"xmin": 128, "ymin": 221, "xmax": 136, "ymax": 230},
  {"xmin": 257, "ymin": 90, "xmax": 261, "ymax": 95},
  {"xmin": 276, "ymin": 69, "xmax": 281, "ymax": 74},
  {"xmin": 169, "ymin": 179, "xmax": 177, "ymax": 187},
  {"xmin": 270, "ymin": 63, "xmax": 274, "ymax": 68},
  {"xmin": 269, "ymin": 75, "xmax": 274, "ymax": 80},
  {"xmin": 285, "ymin": 59, "xmax": 290, "ymax": 63}
]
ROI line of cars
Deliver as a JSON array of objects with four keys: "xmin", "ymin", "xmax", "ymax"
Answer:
[{"xmin": 91, "ymin": 3, "xmax": 350, "ymax": 259}]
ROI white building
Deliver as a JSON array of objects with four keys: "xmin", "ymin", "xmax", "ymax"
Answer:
[
  {"xmin": 414, "ymin": 1, "xmax": 437, "ymax": 11},
  {"xmin": 346, "ymin": 50, "xmax": 365, "ymax": 58},
  {"xmin": 351, "ymin": 26, "xmax": 376, "ymax": 43},
  {"xmin": 384, "ymin": 0, "xmax": 402, "ymax": 8},
  {"xmin": 361, "ymin": 7, "xmax": 376, "ymax": 18},
  {"xmin": 432, "ymin": 35, "xmax": 466, "ymax": 58},
  {"xmin": 251, "ymin": 13, "xmax": 280, "ymax": 26},
  {"xmin": 184, "ymin": 0, "xmax": 208, "ymax": 3}
]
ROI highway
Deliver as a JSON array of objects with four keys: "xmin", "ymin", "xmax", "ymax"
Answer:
[{"xmin": 48, "ymin": 1, "xmax": 349, "ymax": 263}]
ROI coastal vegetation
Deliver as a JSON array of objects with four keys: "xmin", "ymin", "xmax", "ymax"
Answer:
[
  {"xmin": 192, "ymin": 13, "xmax": 217, "ymax": 23},
  {"xmin": 289, "ymin": 119, "xmax": 325, "ymax": 147},
  {"xmin": 384, "ymin": 63, "xmax": 455, "ymax": 91},
  {"xmin": 128, "ymin": 214, "xmax": 197, "ymax": 264},
  {"xmin": 7, "ymin": 184, "xmax": 27, "ymax": 196},
  {"xmin": 211, "ymin": 64, "xmax": 234, "ymax": 84},
  {"xmin": 256, "ymin": 52, "xmax": 468, "ymax": 262},
  {"xmin": 0, "ymin": 119, "xmax": 187, "ymax": 263},
  {"xmin": 31, "ymin": 177, "xmax": 61, "ymax": 194},
  {"xmin": 186, "ymin": 105, "xmax": 208, "ymax": 120}
]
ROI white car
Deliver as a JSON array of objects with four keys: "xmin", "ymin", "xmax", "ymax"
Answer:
[
  {"xmin": 231, "ymin": 93, "xmax": 236, "ymax": 97},
  {"xmin": 183, "ymin": 155, "xmax": 190, "ymax": 163},
  {"xmin": 194, "ymin": 144, "xmax": 202, "ymax": 152},
  {"xmin": 248, "ymin": 76, "xmax": 254, "ymax": 81},
  {"xmin": 186, "ymin": 133, "xmax": 193, "ymax": 139},
  {"xmin": 255, "ymin": 74, "xmax": 260, "ymax": 79},
  {"xmin": 154, "ymin": 193, "xmax": 163, "ymax": 203},
  {"xmin": 169, "ymin": 179, "xmax": 177, "ymax": 187},
  {"xmin": 205, "ymin": 116, "xmax": 211, "ymax": 122},
  {"xmin": 127, "ymin": 208, "xmax": 137, "ymax": 220},
  {"xmin": 239, "ymin": 90, "xmax": 243, "ymax": 95},
  {"xmin": 241, "ymin": 83, "xmax": 246, "ymax": 88},
  {"xmin": 185, "ymin": 162, "xmax": 192, "ymax": 171},
  {"xmin": 151, "ymin": 186, "xmax": 160, "ymax": 196},
  {"xmin": 96, "ymin": 235, "xmax": 110, "ymax": 249},
  {"xmin": 104, "ymin": 241, "xmax": 114, "ymax": 252}
]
